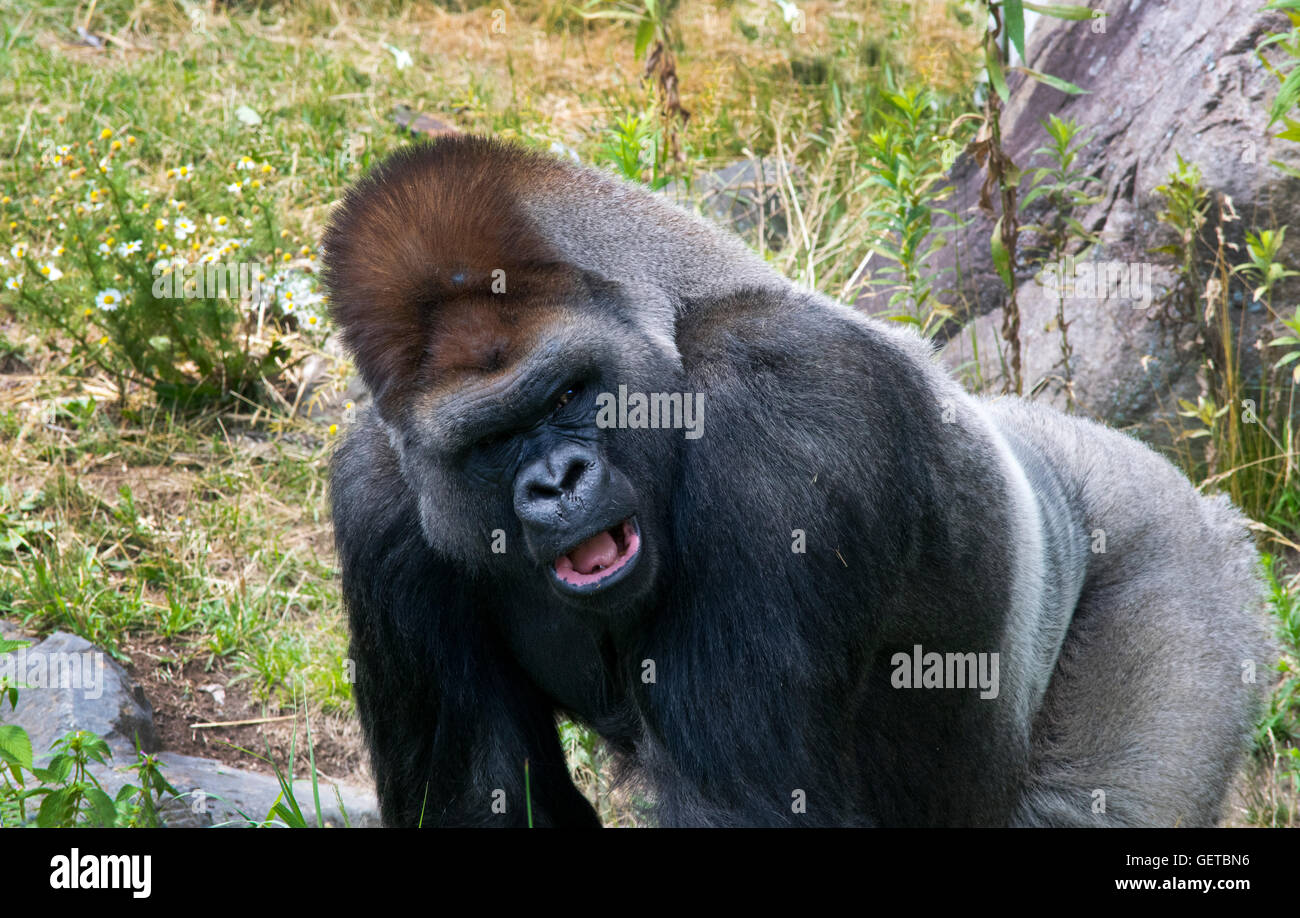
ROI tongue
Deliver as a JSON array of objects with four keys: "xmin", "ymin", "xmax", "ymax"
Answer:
[{"xmin": 568, "ymin": 530, "xmax": 618, "ymax": 574}]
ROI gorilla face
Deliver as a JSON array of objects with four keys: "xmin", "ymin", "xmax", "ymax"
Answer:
[{"xmin": 378, "ymin": 276, "xmax": 679, "ymax": 613}]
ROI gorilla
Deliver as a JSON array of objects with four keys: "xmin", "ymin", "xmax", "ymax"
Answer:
[{"xmin": 322, "ymin": 135, "xmax": 1271, "ymax": 827}]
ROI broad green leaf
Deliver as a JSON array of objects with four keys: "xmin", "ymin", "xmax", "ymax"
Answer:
[
  {"xmin": 81, "ymin": 734, "xmax": 111, "ymax": 765},
  {"xmin": 86, "ymin": 786, "xmax": 117, "ymax": 826},
  {"xmin": 0, "ymin": 724, "xmax": 32, "ymax": 769},
  {"xmin": 37, "ymin": 787, "xmax": 73, "ymax": 827},
  {"xmin": 43, "ymin": 753, "xmax": 74, "ymax": 783}
]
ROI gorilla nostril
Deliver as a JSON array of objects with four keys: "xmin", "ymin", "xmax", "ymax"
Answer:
[
  {"xmin": 528, "ymin": 479, "xmax": 562, "ymax": 502},
  {"xmin": 559, "ymin": 458, "xmax": 589, "ymax": 494}
]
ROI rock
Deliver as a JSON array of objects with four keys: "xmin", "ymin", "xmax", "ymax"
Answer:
[
  {"xmin": 943, "ymin": 261, "xmax": 1200, "ymax": 431},
  {"xmin": 663, "ymin": 158, "xmax": 796, "ymax": 249},
  {"xmin": 0, "ymin": 631, "xmax": 159, "ymax": 760},
  {"xmin": 391, "ymin": 105, "xmax": 459, "ymax": 139},
  {"xmin": 0, "ymin": 626, "xmax": 381, "ymax": 826},
  {"xmin": 157, "ymin": 791, "xmax": 216, "ymax": 828},
  {"xmin": 0, "ymin": 619, "xmax": 32, "ymax": 641},
  {"xmin": 869, "ymin": 0, "xmax": 1300, "ymax": 432},
  {"xmin": 90, "ymin": 753, "xmax": 381, "ymax": 828}
]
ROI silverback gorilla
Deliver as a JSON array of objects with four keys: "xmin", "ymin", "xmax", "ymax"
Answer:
[{"xmin": 322, "ymin": 136, "xmax": 1271, "ymax": 827}]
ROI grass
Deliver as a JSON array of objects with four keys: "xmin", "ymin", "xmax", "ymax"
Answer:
[
  {"xmin": 0, "ymin": 389, "xmax": 348, "ymax": 710},
  {"xmin": 0, "ymin": 0, "xmax": 1295, "ymax": 825}
]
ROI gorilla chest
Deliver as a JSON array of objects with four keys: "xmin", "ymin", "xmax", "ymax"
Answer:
[{"xmin": 495, "ymin": 605, "xmax": 617, "ymax": 718}]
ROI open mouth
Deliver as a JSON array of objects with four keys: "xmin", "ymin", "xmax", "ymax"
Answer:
[{"xmin": 553, "ymin": 517, "xmax": 641, "ymax": 591}]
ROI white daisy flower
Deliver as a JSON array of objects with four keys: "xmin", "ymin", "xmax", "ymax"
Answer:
[
  {"xmin": 5, "ymin": 275, "xmax": 22, "ymax": 290},
  {"xmin": 96, "ymin": 288, "xmax": 124, "ymax": 311},
  {"xmin": 117, "ymin": 239, "xmax": 143, "ymax": 257},
  {"xmin": 173, "ymin": 217, "xmax": 197, "ymax": 240},
  {"xmin": 10, "ymin": 243, "xmax": 26, "ymax": 259},
  {"xmin": 37, "ymin": 262, "xmax": 63, "ymax": 281}
]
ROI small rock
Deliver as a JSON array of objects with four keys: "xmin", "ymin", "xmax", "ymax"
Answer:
[
  {"xmin": 0, "ymin": 631, "xmax": 159, "ymax": 760},
  {"xmin": 391, "ymin": 105, "xmax": 458, "ymax": 139},
  {"xmin": 663, "ymin": 158, "xmax": 797, "ymax": 248}
]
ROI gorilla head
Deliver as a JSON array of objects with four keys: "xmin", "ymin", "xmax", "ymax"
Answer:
[
  {"xmin": 323, "ymin": 143, "xmax": 686, "ymax": 614},
  {"xmin": 323, "ymin": 136, "xmax": 1270, "ymax": 828}
]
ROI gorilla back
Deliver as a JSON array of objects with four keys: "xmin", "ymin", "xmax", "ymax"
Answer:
[{"xmin": 323, "ymin": 136, "xmax": 1271, "ymax": 827}]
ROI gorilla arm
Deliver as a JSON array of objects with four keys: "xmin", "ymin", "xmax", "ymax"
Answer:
[{"xmin": 331, "ymin": 422, "xmax": 600, "ymax": 827}]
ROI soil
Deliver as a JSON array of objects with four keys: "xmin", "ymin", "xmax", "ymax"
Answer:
[{"xmin": 120, "ymin": 631, "xmax": 368, "ymax": 785}]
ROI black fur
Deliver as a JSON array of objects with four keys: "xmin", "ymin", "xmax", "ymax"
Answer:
[
  {"xmin": 336, "ymin": 286, "xmax": 1035, "ymax": 826},
  {"xmin": 327, "ymin": 138, "xmax": 1268, "ymax": 827}
]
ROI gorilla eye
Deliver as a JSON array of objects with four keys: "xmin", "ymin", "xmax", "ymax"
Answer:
[{"xmin": 554, "ymin": 383, "xmax": 583, "ymax": 413}]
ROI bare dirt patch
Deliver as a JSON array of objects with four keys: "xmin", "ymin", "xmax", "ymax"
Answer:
[{"xmin": 121, "ymin": 632, "xmax": 368, "ymax": 788}]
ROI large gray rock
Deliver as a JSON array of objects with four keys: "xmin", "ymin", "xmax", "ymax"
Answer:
[
  {"xmin": 874, "ymin": 0, "xmax": 1300, "ymax": 431},
  {"xmin": 89, "ymin": 752, "xmax": 381, "ymax": 828},
  {"xmin": 0, "ymin": 631, "xmax": 159, "ymax": 759}
]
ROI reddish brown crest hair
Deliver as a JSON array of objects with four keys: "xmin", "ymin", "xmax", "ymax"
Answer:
[{"xmin": 321, "ymin": 136, "xmax": 572, "ymax": 410}]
